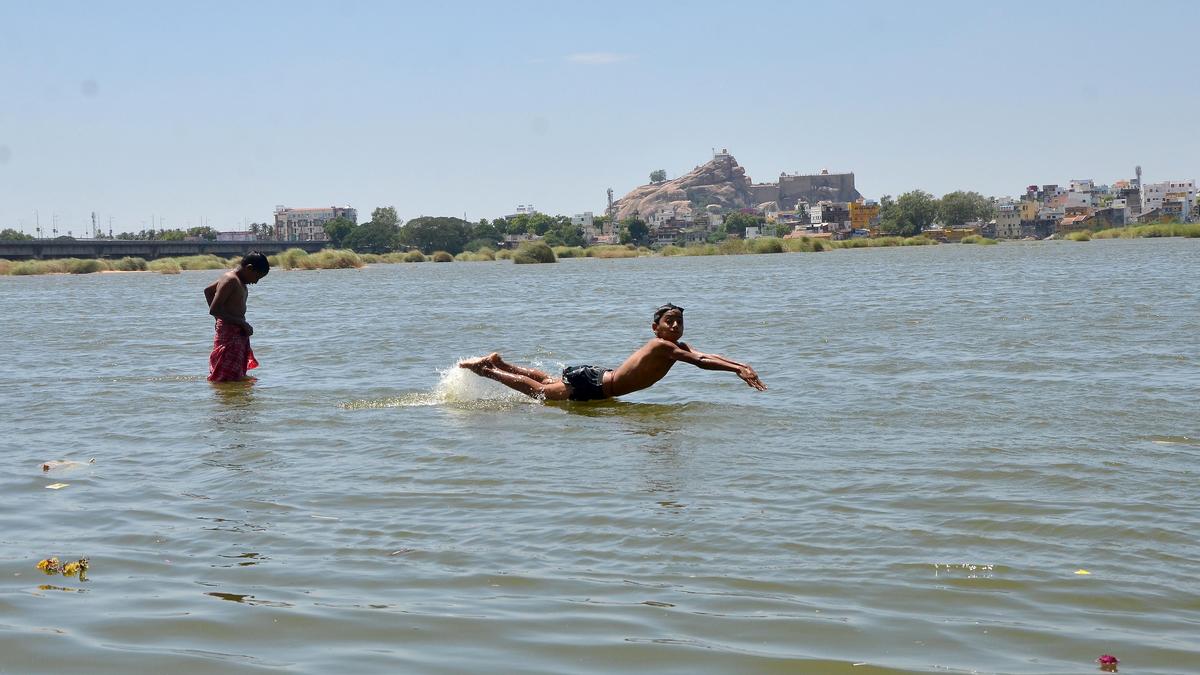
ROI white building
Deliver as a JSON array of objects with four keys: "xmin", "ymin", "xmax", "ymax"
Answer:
[
  {"xmin": 572, "ymin": 212, "xmax": 596, "ymax": 239},
  {"xmin": 504, "ymin": 204, "xmax": 539, "ymax": 220},
  {"xmin": 1065, "ymin": 191, "xmax": 1094, "ymax": 208},
  {"xmin": 1069, "ymin": 179, "xmax": 1095, "ymax": 193},
  {"xmin": 648, "ymin": 207, "xmax": 676, "ymax": 228},
  {"xmin": 1142, "ymin": 180, "xmax": 1197, "ymax": 215},
  {"xmin": 273, "ymin": 205, "xmax": 357, "ymax": 242}
]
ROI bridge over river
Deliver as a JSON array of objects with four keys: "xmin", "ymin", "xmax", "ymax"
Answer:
[{"xmin": 0, "ymin": 239, "xmax": 325, "ymax": 261}]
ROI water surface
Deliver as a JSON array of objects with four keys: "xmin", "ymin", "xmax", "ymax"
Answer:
[{"xmin": 2, "ymin": 238, "xmax": 1198, "ymax": 673}]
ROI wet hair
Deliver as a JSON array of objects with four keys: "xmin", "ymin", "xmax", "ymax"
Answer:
[
  {"xmin": 242, "ymin": 251, "xmax": 270, "ymax": 275},
  {"xmin": 653, "ymin": 303, "xmax": 683, "ymax": 324}
]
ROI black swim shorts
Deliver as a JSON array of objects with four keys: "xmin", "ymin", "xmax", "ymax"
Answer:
[{"xmin": 562, "ymin": 365, "xmax": 611, "ymax": 401}]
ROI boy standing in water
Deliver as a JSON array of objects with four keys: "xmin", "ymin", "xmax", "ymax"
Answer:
[
  {"xmin": 204, "ymin": 252, "xmax": 269, "ymax": 382},
  {"xmin": 459, "ymin": 304, "xmax": 766, "ymax": 400}
]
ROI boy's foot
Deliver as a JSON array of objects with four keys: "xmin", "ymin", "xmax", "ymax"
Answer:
[{"xmin": 458, "ymin": 353, "xmax": 501, "ymax": 371}]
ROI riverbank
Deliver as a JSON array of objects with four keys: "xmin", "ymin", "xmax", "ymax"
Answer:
[{"xmin": 3, "ymin": 225, "xmax": 1198, "ymax": 275}]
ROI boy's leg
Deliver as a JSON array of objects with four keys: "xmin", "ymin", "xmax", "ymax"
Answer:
[
  {"xmin": 460, "ymin": 352, "xmax": 555, "ymax": 383},
  {"xmin": 491, "ymin": 354, "xmax": 555, "ymax": 383},
  {"xmin": 473, "ymin": 365, "xmax": 571, "ymax": 401}
]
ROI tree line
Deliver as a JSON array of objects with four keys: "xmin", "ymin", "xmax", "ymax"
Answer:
[
  {"xmin": 321, "ymin": 207, "xmax": 592, "ymax": 255},
  {"xmin": 877, "ymin": 190, "xmax": 996, "ymax": 237}
]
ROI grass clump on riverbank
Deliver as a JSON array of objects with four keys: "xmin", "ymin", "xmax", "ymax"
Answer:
[
  {"xmin": 148, "ymin": 258, "xmax": 181, "ymax": 274},
  {"xmin": 431, "ymin": 251, "xmax": 453, "ymax": 262},
  {"xmin": 552, "ymin": 246, "xmax": 586, "ymax": 258},
  {"xmin": 960, "ymin": 235, "xmax": 999, "ymax": 245},
  {"xmin": 586, "ymin": 245, "xmax": 639, "ymax": 258},
  {"xmin": 1066, "ymin": 231, "xmax": 1092, "ymax": 241},
  {"xmin": 172, "ymin": 254, "xmax": 230, "ymax": 270},
  {"xmin": 111, "ymin": 256, "xmax": 149, "ymax": 271},
  {"xmin": 1092, "ymin": 223, "xmax": 1200, "ymax": 239},
  {"xmin": 403, "ymin": 250, "xmax": 426, "ymax": 262},
  {"xmin": 267, "ymin": 248, "xmax": 363, "ymax": 270},
  {"xmin": 513, "ymin": 241, "xmax": 557, "ymax": 264},
  {"xmin": 455, "ymin": 248, "xmax": 495, "ymax": 261}
]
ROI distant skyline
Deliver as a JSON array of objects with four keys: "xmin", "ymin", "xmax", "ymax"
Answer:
[{"xmin": 2, "ymin": 0, "xmax": 1198, "ymax": 235}]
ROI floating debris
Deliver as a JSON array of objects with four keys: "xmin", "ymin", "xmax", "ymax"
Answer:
[
  {"xmin": 62, "ymin": 558, "xmax": 89, "ymax": 578},
  {"xmin": 1097, "ymin": 653, "xmax": 1119, "ymax": 672},
  {"xmin": 1075, "ymin": 569, "xmax": 1092, "ymax": 575},
  {"xmin": 45, "ymin": 483, "xmax": 70, "ymax": 490},
  {"xmin": 36, "ymin": 557, "xmax": 88, "ymax": 581}
]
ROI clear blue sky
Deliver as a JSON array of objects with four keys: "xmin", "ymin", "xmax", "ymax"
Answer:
[{"xmin": 2, "ymin": 0, "xmax": 1197, "ymax": 234}]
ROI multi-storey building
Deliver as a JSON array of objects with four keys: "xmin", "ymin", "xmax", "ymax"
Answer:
[
  {"xmin": 849, "ymin": 199, "xmax": 880, "ymax": 231},
  {"xmin": 1142, "ymin": 180, "xmax": 1196, "ymax": 215},
  {"xmin": 993, "ymin": 201, "xmax": 1022, "ymax": 238},
  {"xmin": 810, "ymin": 201, "xmax": 851, "ymax": 231},
  {"xmin": 273, "ymin": 206, "xmax": 357, "ymax": 242}
]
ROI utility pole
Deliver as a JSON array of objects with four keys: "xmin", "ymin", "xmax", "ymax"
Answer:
[
  {"xmin": 606, "ymin": 188, "xmax": 617, "ymax": 237},
  {"xmin": 91, "ymin": 211, "xmax": 97, "ymax": 239}
]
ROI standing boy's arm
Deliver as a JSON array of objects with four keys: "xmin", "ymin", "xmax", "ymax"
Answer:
[{"xmin": 665, "ymin": 342, "xmax": 766, "ymax": 391}]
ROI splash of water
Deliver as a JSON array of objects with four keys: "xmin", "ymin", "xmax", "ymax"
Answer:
[{"xmin": 339, "ymin": 360, "xmax": 535, "ymax": 410}]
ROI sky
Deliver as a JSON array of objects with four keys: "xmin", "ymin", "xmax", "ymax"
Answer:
[{"xmin": 2, "ymin": 0, "xmax": 1198, "ymax": 235}]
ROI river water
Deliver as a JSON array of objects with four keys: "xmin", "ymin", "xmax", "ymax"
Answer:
[{"xmin": 2, "ymin": 238, "xmax": 1198, "ymax": 674}]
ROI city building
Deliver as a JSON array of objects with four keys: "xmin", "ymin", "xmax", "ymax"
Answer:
[
  {"xmin": 572, "ymin": 212, "xmax": 596, "ymax": 239},
  {"xmin": 809, "ymin": 201, "xmax": 851, "ymax": 231},
  {"xmin": 849, "ymin": 199, "xmax": 880, "ymax": 231},
  {"xmin": 273, "ymin": 206, "xmax": 357, "ymax": 242},
  {"xmin": 1019, "ymin": 198, "xmax": 1039, "ymax": 223},
  {"xmin": 503, "ymin": 204, "xmax": 540, "ymax": 220},
  {"xmin": 993, "ymin": 201, "xmax": 1022, "ymax": 238},
  {"xmin": 1142, "ymin": 180, "xmax": 1196, "ymax": 215}
]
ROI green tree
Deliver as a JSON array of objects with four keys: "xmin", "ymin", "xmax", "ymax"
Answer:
[
  {"xmin": 399, "ymin": 216, "xmax": 470, "ymax": 254},
  {"xmin": 879, "ymin": 190, "xmax": 938, "ymax": 237},
  {"xmin": 187, "ymin": 226, "xmax": 218, "ymax": 240},
  {"xmin": 0, "ymin": 228, "xmax": 33, "ymax": 240},
  {"xmin": 322, "ymin": 217, "xmax": 357, "ymax": 248},
  {"xmin": 619, "ymin": 217, "xmax": 648, "ymax": 245},
  {"xmin": 158, "ymin": 229, "xmax": 186, "ymax": 241},
  {"xmin": 938, "ymin": 190, "xmax": 995, "ymax": 226},
  {"xmin": 371, "ymin": 206, "xmax": 400, "ymax": 228},
  {"xmin": 345, "ymin": 219, "xmax": 401, "ymax": 253},
  {"xmin": 650, "ymin": 169, "xmax": 667, "ymax": 183},
  {"xmin": 723, "ymin": 211, "xmax": 765, "ymax": 238}
]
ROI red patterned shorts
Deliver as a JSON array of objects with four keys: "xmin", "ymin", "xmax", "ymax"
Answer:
[{"xmin": 208, "ymin": 319, "xmax": 259, "ymax": 382}]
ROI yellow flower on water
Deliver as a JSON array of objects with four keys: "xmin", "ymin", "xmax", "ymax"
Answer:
[
  {"xmin": 36, "ymin": 557, "xmax": 61, "ymax": 574},
  {"xmin": 62, "ymin": 558, "xmax": 90, "ymax": 578}
]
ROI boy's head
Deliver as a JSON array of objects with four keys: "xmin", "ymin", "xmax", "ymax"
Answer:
[
  {"xmin": 240, "ymin": 251, "xmax": 270, "ymax": 283},
  {"xmin": 652, "ymin": 303, "xmax": 684, "ymax": 340}
]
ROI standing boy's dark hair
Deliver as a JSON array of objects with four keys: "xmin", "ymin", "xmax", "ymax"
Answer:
[
  {"xmin": 653, "ymin": 303, "xmax": 683, "ymax": 324},
  {"xmin": 242, "ymin": 251, "xmax": 270, "ymax": 275}
]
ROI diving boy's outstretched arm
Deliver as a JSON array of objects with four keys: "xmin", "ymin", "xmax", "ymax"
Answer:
[{"xmin": 665, "ymin": 341, "xmax": 767, "ymax": 391}]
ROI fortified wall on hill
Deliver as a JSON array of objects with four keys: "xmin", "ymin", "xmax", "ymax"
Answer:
[
  {"xmin": 748, "ymin": 169, "xmax": 861, "ymax": 210},
  {"xmin": 614, "ymin": 150, "xmax": 861, "ymax": 221}
]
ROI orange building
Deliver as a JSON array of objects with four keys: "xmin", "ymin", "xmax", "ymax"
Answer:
[{"xmin": 849, "ymin": 200, "xmax": 880, "ymax": 231}]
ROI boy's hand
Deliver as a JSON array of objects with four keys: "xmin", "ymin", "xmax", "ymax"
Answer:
[
  {"xmin": 738, "ymin": 367, "xmax": 766, "ymax": 391},
  {"xmin": 243, "ymin": 323, "xmax": 254, "ymax": 337}
]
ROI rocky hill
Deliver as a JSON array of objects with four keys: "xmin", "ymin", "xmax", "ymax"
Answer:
[{"xmin": 614, "ymin": 154, "xmax": 754, "ymax": 222}]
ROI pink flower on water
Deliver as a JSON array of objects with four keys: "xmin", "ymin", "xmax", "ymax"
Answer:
[{"xmin": 1097, "ymin": 655, "xmax": 1119, "ymax": 665}]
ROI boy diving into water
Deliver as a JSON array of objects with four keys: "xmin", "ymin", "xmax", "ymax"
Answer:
[{"xmin": 458, "ymin": 304, "xmax": 766, "ymax": 401}]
